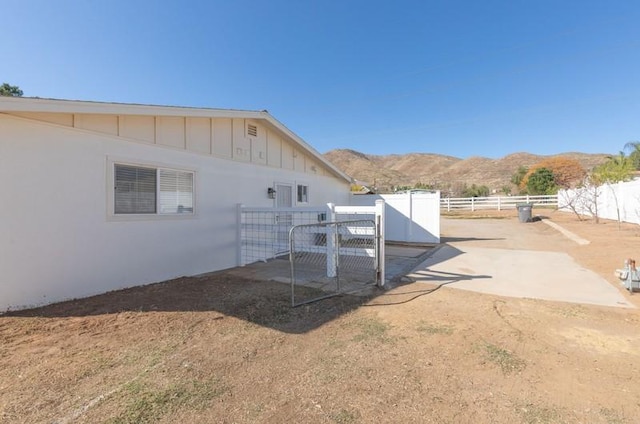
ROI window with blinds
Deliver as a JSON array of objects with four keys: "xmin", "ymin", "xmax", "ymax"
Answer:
[
  {"xmin": 114, "ymin": 164, "xmax": 194, "ymax": 215},
  {"xmin": 159, "ymin": 169, "xmax": 194, "ymax": 214},
  {"xmin": 114, "ymin": 165, "xmax": 157, "ymax": 214}
]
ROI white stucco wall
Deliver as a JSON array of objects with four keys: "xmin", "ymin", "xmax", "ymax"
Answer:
[{"xmin": 0, "ymin": 114, "xmax": 349, "ymax": 311}]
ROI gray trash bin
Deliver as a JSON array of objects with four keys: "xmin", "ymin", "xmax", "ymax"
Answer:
[{"xmin": 517, "ymin": 203, "xmax": 533, "ymax": 223}]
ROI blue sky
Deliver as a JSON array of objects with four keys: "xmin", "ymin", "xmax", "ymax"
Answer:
[{"xmin": 3, "ymin": 1, "xmax": 640, "ymax": 159}]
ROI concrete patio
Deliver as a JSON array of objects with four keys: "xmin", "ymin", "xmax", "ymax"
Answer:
[{"xmin": 406, "ymin": 217, "xmax": 635, "ymax": 308}]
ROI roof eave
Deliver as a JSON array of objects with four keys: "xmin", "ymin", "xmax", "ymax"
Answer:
[
  {"xmin": 0, "ymin": 96, "xmax": 263, "ymax": 119},
  {"xmin": 0, "ymin": 97, "xmax": 353, "ymax": 184},
  {"xmin": 257, "ymin": 111, "xmax": 352, "ymax": 183}
]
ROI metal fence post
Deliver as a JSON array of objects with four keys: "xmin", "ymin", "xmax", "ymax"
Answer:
[{"xmin": 236, "ymin": 203, "xmax": 244, "ymax": 266}]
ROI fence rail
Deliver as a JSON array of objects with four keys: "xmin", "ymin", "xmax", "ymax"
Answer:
[{"xmin": 441, "ymin": 195, "xmax": 558, "ymax": 211}]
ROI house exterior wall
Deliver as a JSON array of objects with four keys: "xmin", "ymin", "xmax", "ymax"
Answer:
[{"xmin": 0, "ymin": 114, "xmax": 350, "ymax": 311}]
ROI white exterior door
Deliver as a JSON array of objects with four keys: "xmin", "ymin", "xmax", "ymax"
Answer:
[{"xmin": 275, "ymin": 183, "xmax": 293, "ymax": 209}]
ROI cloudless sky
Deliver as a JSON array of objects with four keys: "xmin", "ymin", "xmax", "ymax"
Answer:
[{"xmin": 3, "ymin": 1, "xmax": 640, "ymax": 158}]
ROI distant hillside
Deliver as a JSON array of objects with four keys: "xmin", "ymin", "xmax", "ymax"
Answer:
[{"xmin": 323, "ymin": 149, "xmax": 610, "ymax": 194}]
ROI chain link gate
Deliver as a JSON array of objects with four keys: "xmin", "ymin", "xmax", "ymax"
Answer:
[{"xmin": 289, "ymin": 219, "xmax": 380, "ymax": 307}]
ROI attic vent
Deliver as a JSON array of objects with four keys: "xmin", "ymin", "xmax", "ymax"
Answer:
[{"xmin": 247, "ymin": 124, "xmax": 258, "ymax": 137}]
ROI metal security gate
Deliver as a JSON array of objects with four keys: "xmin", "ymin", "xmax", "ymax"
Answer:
[{"xmin": 290, "ymin": 219, "xmax": 381, "ymax": 307}]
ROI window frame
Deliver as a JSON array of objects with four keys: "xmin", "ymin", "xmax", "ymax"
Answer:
[
  {"xmin": 296, "ymin": 183, "xmax": 309, "ymax": 204},
  {"xmin": 107, "ymin": 158, "xmax": 196, "ymax": 221}
]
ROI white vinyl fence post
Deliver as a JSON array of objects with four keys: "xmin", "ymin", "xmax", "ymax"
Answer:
[
  {"xmin": 407, "ymin": 191, "xmax": 413, "ymax": 242},
  {"xmin": 326, "ymin": 203, "xmax": 337, "ymax": 278},
  {"xmin": 375, "ymin": 199, "xmax": 386, "ymax": 287}
]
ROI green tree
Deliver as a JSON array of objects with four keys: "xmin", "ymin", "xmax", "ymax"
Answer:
[
  {"xmin": 414, "ymin": 181, "xmax": 433, "ymax": 190},
  {"xmin": 461, "ymin": 184, "xmax": 490, "ymax": 198},
  {"xmin": 0, "ymin": 83, "xmax": 23, "ymax": 97},
  {"xmin": 510, "ymin": 166, "xmax": 528, "ymax": 187},
  {"xmin": 592, "ymin": 153, "xmax": 634, "ymax": 184},
  {"xmin": 526, "ymin": 167, "xmax": 557, "ymax": 195},
  {"xmin": 623, "ymin": 141, "xmax": 640, "ymax": 170}
]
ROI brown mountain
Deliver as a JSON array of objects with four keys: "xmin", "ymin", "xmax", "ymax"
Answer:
[{"xmin": 323, "ymin": 149, "xmax": 610, "ymax": 194}]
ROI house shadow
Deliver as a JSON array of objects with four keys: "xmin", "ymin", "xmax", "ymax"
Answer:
[
  {"xmin": 407, "ymin": 244, "xmax": 494, "ymax": 285},
  {"xmin": 3, "ymin": 244, "xmax": 488, "ymax": 334},
  {"xmin": 367, "ymin": 245, "xmax": 493, "ymax": 306},
  {"xmin": 2, "ymin": 272, "xmax": 383, "ymax": 334},
  {"xmin": 440, "ymin": 236, "xmax": 505, "ymax": 243}
]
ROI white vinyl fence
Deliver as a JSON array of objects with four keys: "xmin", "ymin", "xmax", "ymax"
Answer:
[
  {"xmin": 441, "ymin": 195, "xmax": 558, "ymax": 211},
  {"xmin": 558, "ymin": 179, "xmax": 640, "ymax": 224},
  {"xmin": 350, "ymin": 191, "xmax": 440, "ymax": 244}
]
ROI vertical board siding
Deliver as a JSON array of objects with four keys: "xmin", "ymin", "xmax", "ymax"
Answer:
[
  {"xmin": 232, "ymin": 118, "xmax": 250, "ymax": 161},
  {"xmin": 267, "ymin": 130, "xmax": 282, "ymax": 168},
  {"xmin": 75, "ymin": 114, "xmax": 119, "ymax": 135},
  {"xmin": 119, "ymin": 115, "xmax": 155, "ymax": 143},
  {"xmin": 156, "ymin": 116, "xmax": 186, "ymax": 149},
  {"xmin": 8, "ymin": 112, "xmax": 339, "ymax": 182},
  {"xmin": 186, "ymin": 117, "xmax": 212, "ymax": 154},
  {"xmin": 212, "ymin": 118, "xmax": 233, "ymax": 157}
]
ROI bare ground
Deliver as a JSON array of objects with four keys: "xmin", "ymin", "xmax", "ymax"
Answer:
[{"xmin": 1, "ymin": 209, "xmax": 640, "ymax": 423}]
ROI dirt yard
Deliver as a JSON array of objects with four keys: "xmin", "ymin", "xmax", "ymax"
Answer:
[{"xmin": 2, "ymin": 209, "xmax": 640, "ymax": 423}]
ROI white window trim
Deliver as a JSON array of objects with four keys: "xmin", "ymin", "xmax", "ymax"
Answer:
[
  {"xmin": 273, "ymin": 181, "xmax": 294, "ymax": 208},
  {"xmin": 107, "ymin": 157, "xmax": 197, "ymax": 221},
  {"xmin": 296, "ymin": 182, "xmax": 310, "ymax": 205}
]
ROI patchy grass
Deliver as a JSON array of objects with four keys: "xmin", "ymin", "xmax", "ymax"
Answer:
[
  {"xmin": 483, "ymin": 343, "xmax": 526, "ymax": 375},
  {"xmin": 107, "ymin": 377, "xmax": 228, "ymax": 424},
  {"xmin": 330, "ymin": 408, "xmax": 360, "ymax": 423},
  {"xmin": 416, "ymin": 320, "xmax": 454, "ymax": 335},
  {"xmin": 516, "ymin": 402, "xmax": 561, "ymax": 424},
  {"xmin": 350, "ymin": 316, "xmax": 392, "ymax": 343},
  {"xmin": 599, "ymin": 407, "xmax": 628, "ymax": 424}
]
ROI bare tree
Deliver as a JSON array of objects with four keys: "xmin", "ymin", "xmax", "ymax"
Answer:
[
  {"xmin": 558, "ymin": 188, "xmax": 586, "ymax": 221},
  {"xmin": 578, "ymin": 175, "xmax": 602, "ymax": 223}
]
